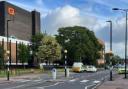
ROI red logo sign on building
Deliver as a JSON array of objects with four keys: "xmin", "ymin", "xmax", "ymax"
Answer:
[{"xmin": 8, "ymin": 7, "xmax": 15, "ymax": 16}]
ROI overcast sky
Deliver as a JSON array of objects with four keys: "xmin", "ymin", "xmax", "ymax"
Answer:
[{"xmin": 6, "ymin": 0, "xmax": 128, "ymax": 58}]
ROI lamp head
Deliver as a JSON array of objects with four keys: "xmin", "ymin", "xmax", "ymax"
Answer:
[
  {"xmin": 106, "ymin": 20, "xmax": 111, "ymax": 22},
  {"xmin": 64, "ymin": 49, "xmax": 67, "ymax": 53},
  {"xmin": 112, "ymin": 8, "xmax": 120, "ymax": 10}
]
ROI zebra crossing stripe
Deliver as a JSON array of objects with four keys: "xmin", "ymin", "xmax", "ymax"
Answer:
[
  {"xmin": 80, "ymin": 80, "xmax": 89, "ymax": 83},
  {"xmin": 93, "ymin": 80, "xmax": 100, "ymax": 84},
  {"xmin": 69, "ymin": 78, "xmax": 78, "ymax": 82}
]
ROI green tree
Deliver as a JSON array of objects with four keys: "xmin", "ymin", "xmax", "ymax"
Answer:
[
  {"xmin": 37, "ymin": 35, "xmax": 61, "ymax": 62},
  {"xmin": 37, "ymin": 35, "xmax": 61, "ymax": 64},
  {"xmin": 111, "ymin": 55, "xmax": 121, "ymax": 65},
  {"xmin": 31, "ymin": 33, "xmax": 44, "ymax": 65},
  {"xmin": 56, "ymin": 26, "xmax": 102, "ymax": 65},
  {"xmin": 31, "ymin": 33, "xmax": 44, "ymax": 51},
  {"xmin": 0, "ymin": 44, "xmax": 4, "ymax": 69},
  {"xmin": 18, "ymin": 43, "xmax": 29, "ymax": 68}
]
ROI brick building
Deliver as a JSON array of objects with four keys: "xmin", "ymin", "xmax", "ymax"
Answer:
[{"xmin": 97, "ymin": 39, "xmax": 105, "ymax": 65}]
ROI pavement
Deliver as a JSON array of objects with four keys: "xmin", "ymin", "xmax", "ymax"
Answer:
[
  {"xmin": 0, "ymin": 73, "xmax": 43, "ymax": 84},
  {"xmin": 97, "ymin": 74, "xmax": 128, "ymax": 89},
  {"xmin": 0, "ymin": 70, "xmax": 73, "ymax": 84}
]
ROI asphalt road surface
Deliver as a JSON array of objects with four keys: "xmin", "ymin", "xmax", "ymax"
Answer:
[{"xmin": 0, "ymin": 70, "xmax": 112, "ymax": 89}]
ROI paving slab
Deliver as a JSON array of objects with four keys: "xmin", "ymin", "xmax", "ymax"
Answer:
[{"xmin": 97, "ymin": 75, "xmax": 128, "ymax": 89}]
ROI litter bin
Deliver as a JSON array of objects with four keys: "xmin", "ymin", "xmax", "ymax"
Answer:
[
  {"xmin": 52, "ymin": 68, "xmax": 56, "ymax": 80},
  {"xmin": 66, "ymin": 68, "xmax": 70, "ymax": 77}
]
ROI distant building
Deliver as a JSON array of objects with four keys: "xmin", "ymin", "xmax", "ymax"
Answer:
[
  {"xmin": 0, "ymin": 1, "xmax": 41, "ymax": 65},
  {"xmin": 0, "ymin": 36, "xmax": 30, "ymax": 64},
  {"xmin": 0, "ymin": 1, "xmax": 40, "ymax": 41},
  {"xmin": 97, "ymin": 39, "xmax": 105, "ymax": 65}
]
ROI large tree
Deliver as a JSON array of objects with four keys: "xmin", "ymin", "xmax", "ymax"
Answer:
[
  {"xmin": 31, "ymin": 33, "xmax": 44, "ymax": 65},
  {"xmin": 56, "ymin": 26, "xmax": 102, "ymax": 65},
  {"xmin": 37, "ymin": 35, "xmax": 61, "ymax": 64},
  {"xmin": 105, "ymin": 54, "xmax": 122, "ymax": 66},
  {"xmin": 31, "ymin": 33, "xmax": 44, "ymax": 54}
]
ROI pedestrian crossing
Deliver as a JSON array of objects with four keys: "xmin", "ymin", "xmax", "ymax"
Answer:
[
  {"xmin": 93, "ymin": 80, "xmax": 100, "ymax": 84},
  {"xmin": 69, "ymin": 78, "xmax": 78, "ymax": 82},
  {"xmin": 68, "ymin": 78, "xmax": 101, "ymax": 85},
  {"xmin": 80, "ymin": 80, "xmax": 89, "ymax": 83}
]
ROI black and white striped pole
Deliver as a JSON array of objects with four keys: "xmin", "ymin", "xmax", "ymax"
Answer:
[{"xmin": 64, "ymin": 49, "xmax": 67, "ymax": 77}]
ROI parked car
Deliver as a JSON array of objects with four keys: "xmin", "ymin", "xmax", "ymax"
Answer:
[
  {"xmin": 114, "ymin": 64, "xmax": 122, "ymax": 68},
  {"xmin": 117, "ymin": 65, "xmax": 128, "ymax": 74},
  {"xmin": 86, "ymin": 65, "xmax": 97, "ymax": 72},
  {"xmin": 72, "ymin": 62, "xmax": 85, "ymax": 72}
]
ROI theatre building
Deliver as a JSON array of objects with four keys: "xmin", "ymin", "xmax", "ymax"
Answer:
[{"xmin": 0, "ymin": 1, "xmax": 41, "ymax": 66}]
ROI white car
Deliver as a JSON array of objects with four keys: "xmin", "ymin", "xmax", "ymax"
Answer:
[{"xmin": 86, "ymin": 65, "xmax": 97, "ymax": 72}]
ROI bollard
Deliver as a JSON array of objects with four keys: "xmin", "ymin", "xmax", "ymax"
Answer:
[
  {"xmin": 52, "ymin": 68, "xmax": 56, "ymax": 80},
  {"xmin": 66, "ymin": 68, "xmax": 70, "ymax": 77},
  {"xmin": 110, "ymin": 70, "xmax": 112, "ymax": 81},
  {"xmin": 110, "ymin": 67, "xmax": 113, "ymax": 81}
]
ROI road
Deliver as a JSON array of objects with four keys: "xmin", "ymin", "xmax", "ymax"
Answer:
[{"xmin": 0, "ymin": 70, "xmax": 112, "ymax": 89}]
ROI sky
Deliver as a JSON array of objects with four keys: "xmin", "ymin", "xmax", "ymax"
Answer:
[{"xmin": 5, "ymin": 0, "xmax": 128, "ymax": 58}]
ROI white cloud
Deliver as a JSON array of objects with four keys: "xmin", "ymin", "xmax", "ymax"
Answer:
[
  {"xmin": 96, "ymin": 17, "xmax": 126, "ymax": 43},
  {"xmin": 96, "ymin": 16, "xmax": 127, "ymax": 58},
  {"xmin": 105, "ymin": 42, "xmax": 125, "ymax": 58},
  {"xmin": 43, "ymin": 5, "xmax": 103, "ymax": 35},
  {"xmin": 43, "ymin": 5, "xmax": 81, "ymax": 34}
]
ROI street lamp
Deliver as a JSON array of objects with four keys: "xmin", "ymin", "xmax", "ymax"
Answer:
[
  {"xmin": 106, "ymin": 21, "xmax": 112, "ymax": 51},
  {"xmin": 64, "ymin": 49, "xmax": 67, "ymax": 77},
  {"xmin": 6, "ymin": 20, "xmax": 12, "ymax": 81},
  {"xmin": 113, "ymin": 8, "xmax": 128, "ymax": 78},
  {"xmin": 106, "ymin": 20, "xmax": 113, "ymax": 81}
]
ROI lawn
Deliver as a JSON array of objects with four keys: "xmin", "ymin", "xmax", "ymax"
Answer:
[{"xmin": 0, "ymin": 68, "xmax": 44, "ymax": 77}]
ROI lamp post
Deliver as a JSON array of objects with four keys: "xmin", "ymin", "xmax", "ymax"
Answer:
[
  {"xmin": 6, "ymin": 20, "xmax": 12, "ymax": 81},
  {"xmin": 64, "ymin": 49, "xmax": 67, "ymax": 77},
  {"xmin": 106, "ymin": 21, "xmax": 112, "ymax": 51},
  {"xmin": 106, "ymin": 20, "xmax": 113, "ymax": 81},
  {"xmin": 113, "ymin": 8, "xmax": 128, "ymax": 78}
]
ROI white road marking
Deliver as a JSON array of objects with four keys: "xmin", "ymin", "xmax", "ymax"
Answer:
[
  {"xmin": 69, "ymin": 78, "xmax": 78, "ymax": 82},
  {"xmin": 85, "ymin": 83, "xmax": 96, "ymax": 89},
  {"xmin": 85, "ymin": 86, "xmax": 87, "ymax": 89},
  {"xmin": 93, "ymin": 80, "xmax": 100, "ymax": 84},
  {"xmin": 80, "ymin": 80, "xmax": 89, "ymax": 83}
]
